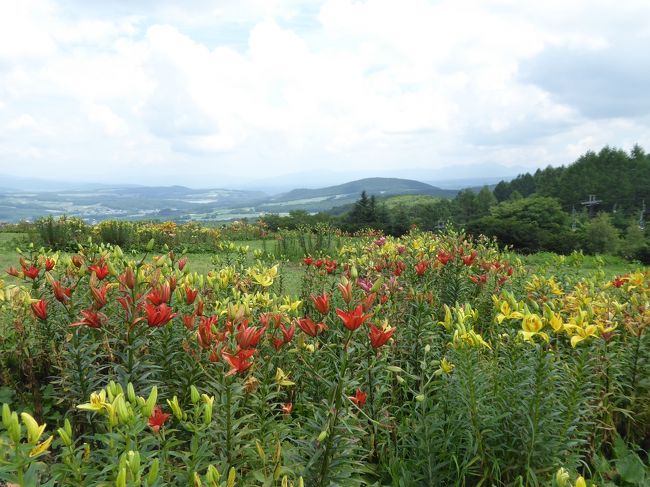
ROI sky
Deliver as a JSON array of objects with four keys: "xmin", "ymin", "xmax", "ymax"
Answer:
[{"xmin": 1, "ymin": 0, "xmax": 649, "ymax": 188}]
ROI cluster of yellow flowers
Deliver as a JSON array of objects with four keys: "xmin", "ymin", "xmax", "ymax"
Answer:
[{"xmin": 493, "ymin": 271, "xmax": 649, "ymax": 347}]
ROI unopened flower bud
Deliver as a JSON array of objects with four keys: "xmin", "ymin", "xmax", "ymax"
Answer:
[
  {"xmin": 147, "ymin": 458, "xmax": 160, "ymax": 484},
  {"xmin": 116, "ymin": 467, "xmax": 127, "ymax": 487},
  {"xmin": 190, "ymin": 385, "xmax": 200, "ymax": 404},
  {"xmin": 317, "ymin": 430, "xmax": 328, "ymax": 442},
  {"xmin": 143, "ymin": 386, "xmax": 158, "ymax": 417},
  {"xmin": 127, "ymin": 383, "xmax": 136, "ymax": 404},
  {"xmin": 8, "ymin": 412, "xmax": 21, "ymax": 444},
  {"xmin": 555, "ymin": 468, "xmax": 570, "ymax": 487},
  {"xmin": 127, "ymin": 450, "xmax": 140, "ymax": 477},
  {"xmin": 1, "ymin": 403, "xmax": 11, "ymax": 429},
  {"xmin": 202, "ymin": 394, "xmax": 214, "ymax": 425},
  {"xmin": 206, "ymin": 464, "xmax": 221, "ymax": 484},
  {"xmin": 167, "ymin": 396, "xmax": 183, "ymax": 421},
  {"xmin": 20, "ymin": 412, "xmax": 45, "ymax": 444}
]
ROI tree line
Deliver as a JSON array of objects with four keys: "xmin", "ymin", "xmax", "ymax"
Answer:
[{"xmin": 260, "ymin": 146, "xmax": 650, "ymax": 262}]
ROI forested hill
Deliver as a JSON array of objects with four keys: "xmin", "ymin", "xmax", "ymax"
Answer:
[{"xmin": 492, "ymin": 146, "xmax": 650, "ymax": 212}]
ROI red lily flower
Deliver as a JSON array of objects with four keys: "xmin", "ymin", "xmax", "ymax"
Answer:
[
  {"xmin": 272, "ymin": 337, "xmax": 285, "ymax": 350},
  {"xmin": 88, "ymin": 259, "xmax": 109, "ymax": 280},
  {"xmin": 611, "ymin": 277, "xmax": 626, "ymax": 288},
  {"xmin": 338, "ymin": 281, "xmax": 353, "ymax": 304},
  {"xmin": 185, "ymin": 287, "xmax": 198, "ymax": 305},
  {"xmin": 6, "ymin": 266, "xmax": 19, "ymax": 277},
  {"xmin": 22, "ymin": 265, "xmax": 40, "ymax": 280},
  {"xmin": 325, "ymin": 260, "xmax": 337, "ymax": 274},
  {"xmin": 369, "ymin": 323, "xmax": 395, "ymax": 349},
  {"xmin": 196, "ymin": 300, "xmax": 204, "ymax": 316},
  {"xmin": 236, "ymin": 321, "xmax": 266, "ymax": 349},
  {"xmin": 279, "ymin": 322, "xmax": 295, "ymax": 343},
  {"xmin": 147, "ymin": 283, "xmax": 171, "ymax": 305},
  {"xmin": 70, "ymin": 309, "xmax": 107, "ymax": 328},
  {"xmin": 222, "ymin": 349, "xmax": 255, "ymax": 376},
  {"xmin": 31, "ymin": 299, "xmax": 48, "ymax": 321},
  {"xmin": 469, "ymin": 274, "xmax": 488, "ymax": 285},
  {"xmin": 118, "ymin": 267, "xmax": 135, "ymax": 290},
  {"xmin": 178, "ymin": 257, "xmax": 187, "ymax": 271},
  {"xmin": 44, "ymin": 258, "xmax": 55, "ymax": 271},
  {"xmin": 182, "ymin": 314, "xmax": 196, "ymax": 330},
  {"xmin": 336, "ymin": 305, "xmax": 373, "ymax": 331},
  {"xmin": 198, "ymin": 315, "xmax": 218, "ymax": 348},
  {"xmin": 311, "ymin": 292, "xmax": 330, "ymax": 315},
  {"xmin": 168, "ymin": 275, "xmax": 177, "ymax": 292},
  {"xmin": 415, "ymin": 261, "xmax": 429, "ymax": 276},
  {"xmin": 52, "ymin": 281, "xmax": 72, "ymax": 302},
  {"xmin": 297, "ymin": 317, "xmax": 327, "ymax": 337},
  {"xmin": 361, "ymin": 293, "xmax": 376, "ymax": 312},
  {"xmin": 303, "ymin": 256, "xmax": 313, "ymax": 266},
  {"xmin": 148, "ymin": 405, "xmax": 170, "ymax": 432},
  {"xmin": 145, "ymin": 303, "xmax": 176, "ymax": 327},
  {"xmin": 281, "ymin": 402, "xmax": 293, "ymax": 415},
  {"xmin": 90, "ymin": 284, "xmax": 109, "ymax": 309},
  {"xmin": 209, "ymin": 348, "xmax": 220, "ymax": 363},
  {"xmin": 437, "ymin": 251, "xmax": 452, "ymax": 265},
  {"xmin": 461, "ymin": 250, "xmax": 477, "ymax": 266},
  {"xmin": 349, "ymin": 389, "xmax": 367, "ymax": 407},
  {"xmin": 116, "ymin": 295, "xmax": 135, "ymax": 321}
]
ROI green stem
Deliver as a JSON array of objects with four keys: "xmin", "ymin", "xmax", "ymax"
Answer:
[
  {"xmin": 366, "ymin": 348, "xmax": 377, "ymax": 460},
  {"xmin": 317, "ymin": 331, "xmax": 352, "ymax": 486},
  {"xmin": 225, "ymin": 379, "xmax": 233, "ymax": 467}
]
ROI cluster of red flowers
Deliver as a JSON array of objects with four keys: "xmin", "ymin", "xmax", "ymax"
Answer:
[
  {"xmin": 303, "ymin": 257, "xmax": 337, "ymax": 274},
  {"xmin": 7, "ymin": 256, "xmax": 52, "ymax": 280}
]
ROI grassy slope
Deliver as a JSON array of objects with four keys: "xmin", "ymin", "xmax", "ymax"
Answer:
[{"xmin": 382, "ymin": 194, "xmax": 441, "ymax": 209}]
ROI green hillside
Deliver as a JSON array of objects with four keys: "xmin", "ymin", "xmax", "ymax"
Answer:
[{"xmin": 258, "ymin": 177, "xmax": 456, "ymax": 213}]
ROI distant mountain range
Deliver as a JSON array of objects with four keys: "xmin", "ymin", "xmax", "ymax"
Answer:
[{"xmin": 0, "ymin": 176, "xmax": 473, "ymax": 223}]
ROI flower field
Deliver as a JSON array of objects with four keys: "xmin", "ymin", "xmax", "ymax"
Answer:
[{"xmin": 0, "ymin": 229, "xmax": 648, "ymax": 486}]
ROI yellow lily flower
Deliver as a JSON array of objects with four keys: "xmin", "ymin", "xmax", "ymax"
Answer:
[
  {"xmin": 275, "ymin": 368, "xmax": 295, "ymax": 387},
  {"xmin": 434, "ymin": 357, "xmax": 455, "ymax": 375},
  {"xmin": 77, "ymin": 390, "xmax": 108, "ymax": 412},
  {"xmin": 519, "ymin": 313, "xmax": 548, "ymax": 342},
  {"xmin": 546, "ymin": 312, "xmax": 565, "ymax": 333},
  {"xmin": 278, "ymin": 297, "xmax": 302, "ymax": 314},
  {"xmin": 567, "ymin": 324, "xmax": 599, "ymax": 347},
  {"xmin": 452, "ymin": 329, "xmax": 491, "ymax": 350},
  {"xmin": 438, "ymin": 304, "xmax": 453, "ymax": 331},
  {"xmin": 496, "ymin": 301, "xmax": 524, "ymax": 324},
  {"xmin": 29, "ymin": 435, "xmax": 53, "ymax": 457}
]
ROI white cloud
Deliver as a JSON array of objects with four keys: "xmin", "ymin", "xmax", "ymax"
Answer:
[
  {"xmin": 0, "ymin": 0, "xmax": 649, "ymax": 185},
  {"xmin": 7, "ymin": 114, "xmax": 38, "ymax": 131},
  {"xmin": 84, "ymin": 103, "xmax": 127, "ymax": 135}
]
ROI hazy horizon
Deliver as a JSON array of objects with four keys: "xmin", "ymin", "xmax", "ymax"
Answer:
[{"xmin": 1, "ymin": 0, "xmax": 649, "ymax": 186}]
